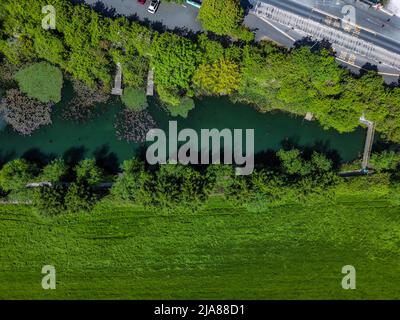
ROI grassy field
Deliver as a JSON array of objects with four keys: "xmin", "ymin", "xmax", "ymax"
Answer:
[{"xmin": 0, "ymin": 195, "xmax": 399, "ymax": 299}]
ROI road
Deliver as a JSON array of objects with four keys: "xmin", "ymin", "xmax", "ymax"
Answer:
[
  {"xmin": 84, "ymin": 0, "xmax": 202, "ymax": 31},
  {"xmin": 257, "ymin": 0, "xmax": 400, "ymax": 56}
]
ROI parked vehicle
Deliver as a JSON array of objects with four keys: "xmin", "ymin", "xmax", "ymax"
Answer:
[
  {"xmin": 148, "ymin": 0, "xmax": 160, "ymax": 14},
  {"xmin": 137, "ymin": 0, "xmax": 146, "ymax": 4}
]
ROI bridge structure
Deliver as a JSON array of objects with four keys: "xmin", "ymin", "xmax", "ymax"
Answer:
[
  {"xmin": 359, "ymin": 115, "xmax": 375, "ymax": 171},
  {"xmin": 146, "ymin": 69, "xmax": 154, "ymax": 96},
  {"xmin": 250, "ymin": 1, "xmax": 400, "ymax": 70},
  {"xmin": 111, "ymin": 62, "xmax": 123, "ymax": 96}
]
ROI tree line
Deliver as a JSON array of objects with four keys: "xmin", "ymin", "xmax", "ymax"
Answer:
[{"xmin": 1, "ymin": 148, "xmax": 400, "ymax": 215}]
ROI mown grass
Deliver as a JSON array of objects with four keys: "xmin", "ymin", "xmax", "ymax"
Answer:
[{"xmin": 0, "ymin": 196, "xmax": 399, "ymax": 299}]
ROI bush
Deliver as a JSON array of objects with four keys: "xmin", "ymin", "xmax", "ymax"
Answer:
[
  {"xmin": 65, "ymin": 182, "xmax": 97, "ymax": 214},
  {"xmin": 0, "ymin": 89, "xmax": 53, "ymax": 135},
  {"xmin": 166, "ymin": 97, "xmax": 195, "ymax": 118},
  {"xmin": 121, "ymin": 87, "xmax": 148, "ymax": 111},
  {"xmin": 111, "ymin": 159, "xmax": 150, "ymax": 202},
  {"xmin": 40, "ymin": 158, "xmax": 68, "ymax": 183},
  {"xmin": 75, "ymin": 159, "xmax": 104, "ymax": 186},
  {"xmin": 33, "ymin": 185, "xmax": 66, "ymax": 216},
  {"xmin": 14, "ymin": 62, "xmax": 63, "ymax": 103},
  {"xmin": 0, "ymin": 159, "xmax": 37, "ymax": 192},
  {"xmin": 370, "ymin": 151, "xmax": 400, "ymax": 172},
  {"xmin": 198, "ymin": 0, "xmax": 253, "ymax": 41}
]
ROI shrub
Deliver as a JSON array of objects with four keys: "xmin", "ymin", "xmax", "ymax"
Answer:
[
  {"xmin": 33, "ymin": 185, "xmax": 66, "ymax": 216},
  {"xmin": 65, "ymin": 182, "xmax": 96, "ymax": 214},
  {"xmin": 14, "ymin": 62, "xmax": 63, "ymax": 103},
  {"xmin": 0, "ymin": 89, "xmax": 52, "ymax": 135},
  {"xmin": 40, "ymin": 158, "xmax": 68, "ymax": 183},
  {"xmin": 75, "ymin": 159, "xmax": 104, "ymax": 186},
  {"xmin": 121, "ymin": 87, "xmax": 148, "ymax": 111},
  {"xmin": 166, "ymin": 97, "xmax": 195, "ymax": 118},
  {"xmin": 370, "ymin": 151, "xmax": 400, "ymax": 172},
  {"xmin": 111, "ymin": 159, "xmax": 150, "ymax": 202},
  {"xmin": 0, "ymin": 159, "xmax": 37, "ymax": 192}
]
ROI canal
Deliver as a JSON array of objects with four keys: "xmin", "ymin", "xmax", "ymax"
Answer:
[{"xmin": 0, "ymin": 84, "xmax": 366, "ymax": 171}]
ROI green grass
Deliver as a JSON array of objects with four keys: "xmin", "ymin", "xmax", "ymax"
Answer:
[
  {"xmin": 0, "ymin": 196, "xmax": 399, "ymax": 299},
  {"xmin": 14, "ymin": 62, "xmax": 63, "ymax": 103}
]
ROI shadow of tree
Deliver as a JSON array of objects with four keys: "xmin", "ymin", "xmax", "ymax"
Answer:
[
  {"xmin": 92, "ymin": 1, "xmax": 119, "ymax": 18},
  {"xmin": 0, "ymin": 150, "xmax": 15, "ymax": 168},
  {"xmin": 63, "ymin": 146, "xmax": 87, "ymax": 166},
  {"xmin": 279, "ymin": 136, "xmax": 342, "ymax": 170},
  {"xmin": 22, "ymin": 148, "xmax": 57, "ymax": 167},
  {"xmin": 93, "ymin": 144, "xmax": 120, "ymax": 174},
  {"xmin": 293, "ymin": 37, "xmax": 334, "ymax": 53}
]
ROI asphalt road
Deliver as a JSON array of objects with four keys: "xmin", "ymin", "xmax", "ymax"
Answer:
[
  {"xmin": 260, "ymin": 0, "xmax": 400, "ymax": 55},
  {"xmin": 84, "ymin": 0, "xmax": 202, "ymax": 31},
  {"xmin": 292, "ymin": 0, "xmax": 400, "ymax": 43}
]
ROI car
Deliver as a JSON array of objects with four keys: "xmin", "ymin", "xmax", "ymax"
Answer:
[
  {"xmin": 137, "ymin": 0, "xmax": 146, "ymax": 4},
  {"xmin": 148, "ymin": 0, "xmax": 160, "ymax": 14}
]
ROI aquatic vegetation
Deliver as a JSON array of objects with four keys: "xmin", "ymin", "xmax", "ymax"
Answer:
[{"xmin": 114, "ymin": 109, "xmax": 156, "ymax": 142}]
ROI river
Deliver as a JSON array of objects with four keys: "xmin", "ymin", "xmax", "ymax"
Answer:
[{"xmin": 0, "ymin": 84, "xmax": 367, "ymax": 172}]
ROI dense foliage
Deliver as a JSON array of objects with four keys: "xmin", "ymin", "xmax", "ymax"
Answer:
[
  {"xmin": 2, "ymin": 148, "xmax": 400, "ymax": 215},
  {"xmin": 1, "ymin": 0, "xmax": 399, "ymax": 142},
  {"xmin": 0, "ymin": 159, "xmax": 37, "ymax": 192},
  {"xmin": 198, "ymin": 0, "xmax": 254, "ymax": 41}
]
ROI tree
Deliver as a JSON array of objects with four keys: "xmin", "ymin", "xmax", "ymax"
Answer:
[
  {"xmin": 40, "ymin": 158, "xmax": 68, "ymax": 183},
  {"xmin": 277, "ymin": 149, "xmax": 311, "ymax": 176},
  {"xmin": 193, "ymin": 58, "xmax": 241, "ymax": 95},
  {"xmin": 33, "ymin": 185, "xmax": 66, "ymax": 216},
  {"xmin": 370, "ymin": 151, "xmax": 400, "ymax": 172},
  {"xmin": 14, "ymin": 62, "xmax": 63, "ymax": 103},
  {"xmin": 65, "ymin": 182, "xmax": 96, "ymax": 214},
  {"xmin": 165, "ymin": 97, "xmax": 195, "ymax": 118},
  {"xmin": 0, "ymin": 89, "xmax": 52, "ymax": 135},
  {"xmin": 310, "ymin": 152, "xmax": 332, "ymax": 173},
  {"xmin": 0, "ymin": 158, "xmax": 37, "ymax": 192},
  {"xmin": 121, "ymin": 87, "xmax": 148, "ymax": 111},
  {"xmin": 198, "ymin": 0, "xmax": 252, "ymax": 40},
  {"xmin": 111, "ymin": 159, "xmax": 150, "ymax": 202},
  {"xmin": 151, "ymin": 32, "xmax": 199, "ymax": 93},
  {"xmin": 75, "ymin": 159, "xmax": 104, "ymax": 186},
  {"xmin": 150, "ymin": 164, "xmax": 210, "ymax": 212}
]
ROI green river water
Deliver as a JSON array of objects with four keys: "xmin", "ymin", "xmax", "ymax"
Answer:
[{"xmin": 0, "ymin": 84, "xmax": 367, "ymax": 170}]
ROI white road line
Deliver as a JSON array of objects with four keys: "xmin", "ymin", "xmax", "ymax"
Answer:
[
  {"xmin": 256, "ymin": 16, "xmax": 296, "ymax": 42},
  {"xmin": 335, "ymin": 57, "xmax": 400, "ymax": 77}
]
